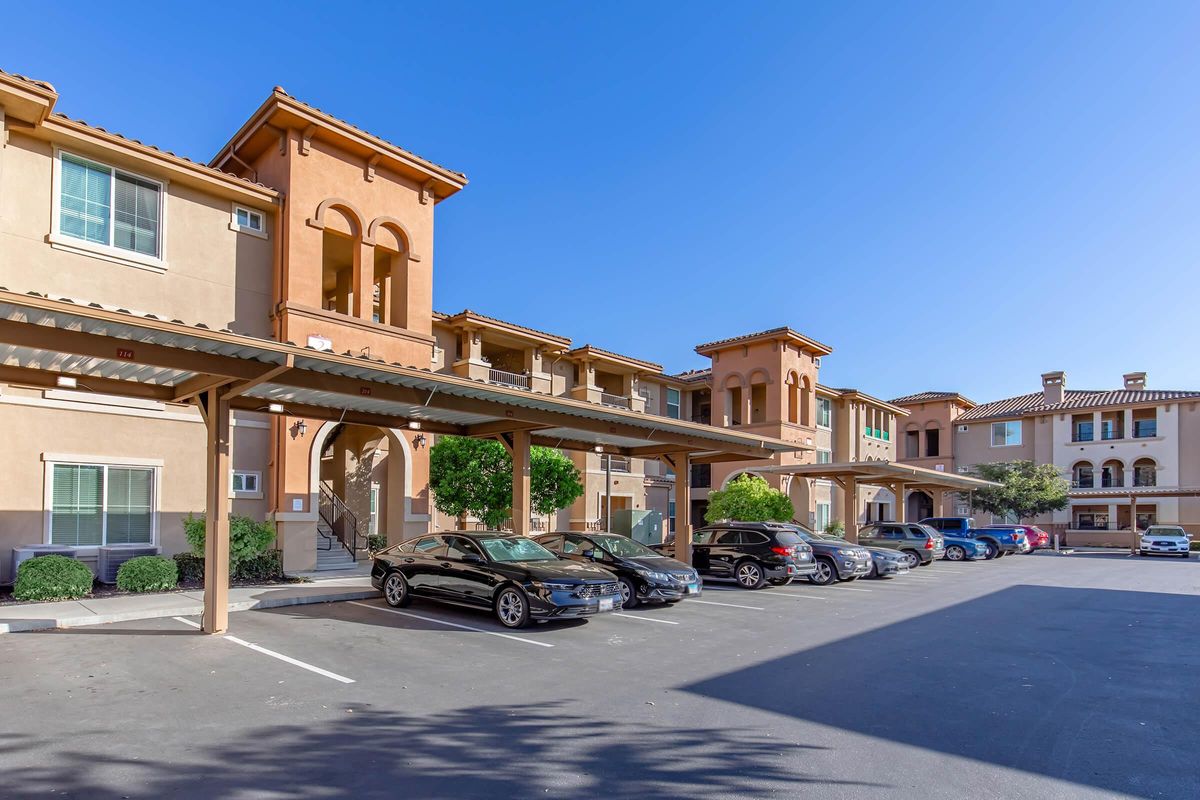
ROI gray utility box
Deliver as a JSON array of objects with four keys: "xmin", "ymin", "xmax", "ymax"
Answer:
[
  {"xmin": 98, "ymin": 544, "xmax": 161, "ymax": 584},
  {"xmin": 9, "ymin": 544, "xmax": 80, "ymax": 585},
  {"xmin": 610, "ymin": 509, "xmax": 664, "ymax": 545}
]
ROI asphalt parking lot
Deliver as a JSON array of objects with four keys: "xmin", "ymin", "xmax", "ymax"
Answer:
[{"xmin": 3, "ymin": 552, "xmax": 1198, "ymax": 800}]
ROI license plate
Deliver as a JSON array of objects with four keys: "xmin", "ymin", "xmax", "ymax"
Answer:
[
  {"xmin": 599, "ymin": 598, "xmax": 614, "ymax": 611},
  {"xmin": 687, "ymin": 583, "xmax": 699, "ymax": 594}
]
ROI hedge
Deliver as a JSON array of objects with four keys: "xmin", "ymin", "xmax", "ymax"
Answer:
[
  {"xmin": 174, "ymin": 552, "xmax": 205, "ymax": 583},
  {"xmin": 14, "ymin": 554, "xmax": 94, "ymax": 602},
  {"xmin": 116, "ymin": 556, "xmax": 178, "ymax": 593},
  {"xmin": 172, "ymin": 550, "xmax": 284, "ymax": 583},
  {"xmin": 183, "ymin": 514, "xmax": 275, "ymax": 569}
]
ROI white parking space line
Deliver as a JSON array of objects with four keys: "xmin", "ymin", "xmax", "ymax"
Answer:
[
  {"xmin": 688, "ymin": 598, "xmax": 765, "ymax": 611},
  {"xmin": 831, "ymin": 586, "xmax": 872, "ymax": 592},
  {"xmin": 172, "ymin": 617, "xmax": 355, "ymax": 684},
  {"xmin": 346, "ymin": 601, "xmax": 554, "ymax": 647},
  {"xmin": 753, "ymin": 590, "xmax": 828, "ymax": 601},
  {"xmin": 612, "ymin": 612, "xmax": 680, "ymax": 625}
]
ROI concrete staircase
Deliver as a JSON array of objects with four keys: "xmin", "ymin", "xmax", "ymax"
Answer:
[{"xmin": 315, "ymin": 522, "xmax": 357, "ymax": 571}]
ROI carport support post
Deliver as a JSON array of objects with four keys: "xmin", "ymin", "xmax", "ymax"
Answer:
[
  {"xmin": 200, "ymin": 387, "xmax": 232, "ymax": 634},
  {"xmin": 893, "ymin": 483, "xmax": 907, "ymax": 523},
  {"xmin": 511, "ymin": 429, "xmax": 532, "ymax": 537},
  {"xmin": 673, "ymin": 453, "xmax": 692, "ymax": 564},
  {"xmin": 843, "ymin": 476, "xmax": 859, "ymax": 543},
  {"xmin": 1129, "ymin": 490, "xmax": 1138, "ymax": 554}
]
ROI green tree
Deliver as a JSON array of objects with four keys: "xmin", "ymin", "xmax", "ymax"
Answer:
[
  {"xmin": 428, "ymin": 436, "xmax": 584, "ymax": 528},
  {"xmin": 961, "ymin": 460, "xmax": 1070, "ymax": 522},
  {"xmin": 704, "ymin": 474, "xmax": 794, "ymax": 523}
]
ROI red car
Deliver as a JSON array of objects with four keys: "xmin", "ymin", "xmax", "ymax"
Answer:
[{"xmin": 1012, "ymin": 525, "xmax": 1051, "ymax": 550}]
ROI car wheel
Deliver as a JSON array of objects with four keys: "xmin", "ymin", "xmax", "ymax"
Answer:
[
  {"xmin": 495, "ymin": 587, "xmax": 531, "ymax": 628},
  {"xmin": 900, "ymin": 550, "xmax": 920, "ymax": 569},
  {"xmin": 734, "ymin": 560, "xmax": 767, "ymax": 590},
  {"xmin": 983, "ymin": 542, "xmax": 999, "ymax": 559},
  {"xmin": 618, "ymin": 577, "xmax": 639, "ymax": 609},
  {"xmin": 382, "ymin": 571, "xmax": 411, "ymax": 608},
  {"xmin": 808, "ymin": 558, "xmax": 838, "ymax": 586},
  {"xmin": 946, "ymin": 545, "xmax": 966, "ymax": 561},
  {"xmin": 768, "ymin": 576, "xmax": 794, "ymax": 586},
  {"xmin": 1138, "ymin": 551, "xmax": 1147, "ymax": 557},
  {"xmin": 917, "ymin": 558, "xmax": 933, "ymax": 567},
  {"xmin": 995, "ymin": 550, "xmax": 1007, "ymax": 559},
  {"xmin": 1182, "ymin": 553, "xmax": 1191, "ymax": 559}
]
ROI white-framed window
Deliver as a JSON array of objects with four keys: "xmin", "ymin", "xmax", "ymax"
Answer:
[
  {"xmin": 231, "ymin": 470, "xmax": 261, "ymax": 497},
  {"xmin": 991, "ymin": 420, "xmax": 1022, "ymax": 447},
  {"xmin": 52, "ymin": 150, "xmax": 167, "ymax": 269},
  {"xmin": 668, "ymin": 500, "xmax": 676, "ymax": 533},
  {"xmin": 815, "ymin": 502, "xmax": 831, "ymax": 532},
  {"xmin": 231, "ymin": 204, "xmax": 267, "ymax": 238},
  {"xmin": 816, "ymin": 449, "xmax": 833, "ymax": 464},
  {"xmin": 49, "ymin": 462, "xmax": 156, "ymax": 546},
  {"xmin": 666, "ymin": 387, "xmax": 681, "ymax": 419},
  {"xmin": 817, "ymin": 397, "xmax": 832, "ymax": 428}
]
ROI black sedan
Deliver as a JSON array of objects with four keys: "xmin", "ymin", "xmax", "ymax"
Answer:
[
  {"xmin": 534, "ymin": 531, "xmax": 701, "ymax": 608},
  {"xmin": 371, "ymin": 532, "xmax": 622, "ymax": 628}
]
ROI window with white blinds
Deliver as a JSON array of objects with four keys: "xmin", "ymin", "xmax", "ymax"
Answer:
[
  {"xmin": 50, "ymin": 463, "xmax": 155, "ymax": 546},
  {"xmin": 58, "ymin": 152, "xmax": 162, "ymax": 258}
]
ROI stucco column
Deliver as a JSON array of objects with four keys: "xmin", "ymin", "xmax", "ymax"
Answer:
[
  {"xmin": 511, "ymin": 429, "xmax": 531, "ymax": 536},
  {"xmin": 932, "ymin": 489, "xmax": 945, "ymax": 517},
  {"xmin": 1093, "ymin": 410, "xmax": 1103, "ymax": 439},
  {"xmin": 893, "ymin": 483, "xmax": 907, "ymax": 522},
  {"xmin": 1124, "ymin": 408, "xmax": 1134, "ymax": 439},
  {"xmin": 674, "ymin": 453, "xmax": 692, "ymax": 564},
  {"xmin": 353, "ymin": 241, "xmax": 374, "ymax": 320},
  {"xmin": 201, "ymin": 387, "xmax": 232, "ymax": 635},
  {"xmin": 334, "ymin": 267, "xmax": 352, "ymax": 315},
  {"xmin": 843, "ymin": 476, "xmax": 859, "ymax": 542},
  {"xmin": 1107, "ymin": 503, "xmax": 1119, "ymax": 531}
]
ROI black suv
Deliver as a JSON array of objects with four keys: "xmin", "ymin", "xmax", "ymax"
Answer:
[{"xmin": 656, "ymin": 522, "xmax": 816, "ymax": 589}]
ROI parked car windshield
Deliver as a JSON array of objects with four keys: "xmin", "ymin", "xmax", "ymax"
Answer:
[
  {"xmin": 1145, "ymin": 526, "xmax": 1186, "ymax": 536},
  {"xmin": 479, "ymin": 537, "xmax": 558, "ymax": 563},
  {"xmin": 591, "ymin": 534, "xmax": 662, "ymax": 558}
]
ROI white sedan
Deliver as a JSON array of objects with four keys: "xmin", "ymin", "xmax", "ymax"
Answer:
[{"xmin": 1138, "ymin": 525, "xmax": 1192, "ymax": 559}]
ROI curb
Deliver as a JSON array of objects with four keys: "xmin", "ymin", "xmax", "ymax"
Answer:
[{"xmin": 0, "ymin": 587, "xmax": 379, "ymax": 634}]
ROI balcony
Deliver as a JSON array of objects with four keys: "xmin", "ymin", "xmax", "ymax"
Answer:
[
  {"xmin": 600, "ymin": 392, "xmax": 631, "ymax": 409},
  {"xmin": 486, "ymin": 368, "xmax": 530, "ymax": 391},
  {"xmin": 1133, "ymin": 420, "xmax": 1157, "ymax": 438}
]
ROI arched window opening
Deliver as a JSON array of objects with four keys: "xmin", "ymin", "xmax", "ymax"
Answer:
[{"xmin": 1072, "ymin": 461, "xmax": 1094, "ymax": 489}]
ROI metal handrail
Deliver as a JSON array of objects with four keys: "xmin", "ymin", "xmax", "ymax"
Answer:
[
  {"xmin": 318, "ymin": 484, "xmax": 360, "ymax": 558},
  {"xmin": 600, "ymin": 392, "xmax": 630, "ymax": 408},
  {"xmin": 487, "ymin": 368, "xmax": 530, "ymax": 390}
]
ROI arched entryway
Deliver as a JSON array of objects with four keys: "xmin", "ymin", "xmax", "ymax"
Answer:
[
  {"xmin": 309, "ymin": 422, "xmax": 424, "ymax": 562},
  {"xmin": 907, "ymin": 490, "xmax": 934, "ymax": 522}
]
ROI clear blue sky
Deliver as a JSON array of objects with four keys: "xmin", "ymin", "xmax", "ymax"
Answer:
[{"xmin": 4, "ymin": 2, "xmax": 1199, "ymax": 402}]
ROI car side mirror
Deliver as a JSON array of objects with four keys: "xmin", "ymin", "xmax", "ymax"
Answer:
[{"xmin": 461, "ymin": 553, "xmax": 484, "ymax": 564}]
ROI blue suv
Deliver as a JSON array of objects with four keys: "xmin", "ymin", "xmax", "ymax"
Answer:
[{"xmin": 920, "ymin": 517, "xmax": 1023, "ymax": 559}]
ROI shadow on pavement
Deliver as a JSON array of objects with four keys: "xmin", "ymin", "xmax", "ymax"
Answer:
[
  {"xmin": 5, "ymin": 702, "xmax": 882, "ymax": 799},
  {"xmin": 682, "ymin": 585, "xmax": 1200, "ymax": 799}
]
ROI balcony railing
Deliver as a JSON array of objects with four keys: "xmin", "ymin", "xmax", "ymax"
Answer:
[
  {"xmin": 600, "ymin": 392, "xmax": 631, "ymax": 409},
  {"xmin": 487, "ymin": 368, "xmax": 530, "ymax": 390},
  {"xmin": 1100, "ymin": 428, "xmax": 1124, "ymax": 441},
  {"xmin": 1134, "ymin": 421, "xmax": 1157, "ymax": 438}
]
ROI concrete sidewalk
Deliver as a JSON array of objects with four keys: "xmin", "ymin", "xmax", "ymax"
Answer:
[{"xmin": 0, "ymin": 576, "xmax": 376, "ymax": 634}]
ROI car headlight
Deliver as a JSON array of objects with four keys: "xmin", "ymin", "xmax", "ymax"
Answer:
[
  {"xmin": 835, "ymin": 548, "xmax": 855, "ymax": 557},
  {"xmin": 535, "ymin": 581, "xmax": 576, "ymax": 592},
  {"xmin": 639, "ymin": 570, "xmax": 672, "ymax": 583}
]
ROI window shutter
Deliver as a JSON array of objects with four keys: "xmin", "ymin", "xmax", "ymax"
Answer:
[
  {"xmin": 105, "ymin": 467, "xmax": 154, "ymax": 544},
  {"xmin": 113, "ymin": 174, "xmax": 160, "ymax": 256},
  {"xmin": 51, "ymin": 464, "xmax": 104, "ymax": 546},
  {"xmin": 59, "ymin": 155, "xmax": 111, "ymax": 245}
]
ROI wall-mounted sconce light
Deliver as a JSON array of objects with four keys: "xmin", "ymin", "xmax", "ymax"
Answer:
[
  {"xmin": 290, "ymin": 419, "xmax": 308, "ymax": 438},
  {"xmin": 413, "ymin": 433, "xmax": 427, "ymax": 449}
]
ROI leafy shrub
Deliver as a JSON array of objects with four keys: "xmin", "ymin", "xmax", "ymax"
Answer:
[
  {"xmin": 116, "ymin": 556, "xmax": 178, "ymax": 593},
  {"xmin": 183, "ymin": 514, "xmax": 276, "ymax": 569},
  {"xmin": 1191, "ymin": 540, "xmax": 1200, "ymax": 552},
  {"xmin": 367, "ymin": 534, "xmax": 387, "ymax": 553},
  {"xmin": 14, "ymin": 554, "xmax": 94, "ymax": 602},
  {"xmin": 235, "ymin": 550, "xmax": 283, "ymax": 582},
  {"xmin": 823, "ymin": 520, "xmax": 846, "ymax": 537},
  {"xmin": 174, "ymin": 552, "xmax": 204, "ymax": 583}
]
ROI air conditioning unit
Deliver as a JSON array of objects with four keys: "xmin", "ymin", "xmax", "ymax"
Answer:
[
  {"xmin": 957, "ymin": 425, "xmax": 968, "ymax": 433},
  {"xmin": 10, "ymin": 544, "xmax": 81, "ymax": 585},
  {"xmin": 98, "ymin": 544, "xmax": 161, "ymax": 584}
]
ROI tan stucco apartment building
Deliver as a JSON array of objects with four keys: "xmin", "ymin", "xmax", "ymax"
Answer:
[
  {"xmin": 0, "ymin": 68, "xmax": 951, "ymax": 581},
  {"xmin": 893, "ymin": 372, "xmax": 1200, "ymax": 544}
]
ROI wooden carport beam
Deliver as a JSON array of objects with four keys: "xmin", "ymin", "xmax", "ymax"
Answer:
[
  {"xmin": 172, "ymin": 374, "xmax": 236, "ymax": 403},
  {"xmin": 511, "ymin": 429, "xmax": 532, "ymax": 537},
  {"xmin": 198, "ymin": 386, "xmax": 232, "ymax": 634},
  {"xmin": 224, "ymin": 356, "xmax": 294, "ymax": 399},
  {"xmin": 465, "ymin": 420, "xmax": 552, "ymax": 438},
  {"xmin": 0, "ymin": 364, "xmax": 176, "ymax": 401}
]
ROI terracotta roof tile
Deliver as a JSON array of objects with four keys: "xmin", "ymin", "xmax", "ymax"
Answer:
[
  {"xmin": 0, "ymin": 67, "xmax": 55, "ymax": 92},
  {"xmin": 890, "ymin": 390, "xmax": 977, "ymax": 407},
  {"xmin": 957, "ymin": 388, "xmax": 1200, "ymax": 422},
  {"xmin": 695, "ymin": 326, "xmax": 833, "ymax": 355},
  {"xmin": 434, "ymin": 309, "xmax": 571, "ymax": 345}
]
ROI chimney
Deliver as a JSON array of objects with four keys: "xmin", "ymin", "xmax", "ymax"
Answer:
[
  {"xmin": 1041, "ymin": 371, "xmax": 1065, "ymax": 404},
  {"xmin": 1123, "ymin": 372, "xmax": 1146, "ymax": 391}
]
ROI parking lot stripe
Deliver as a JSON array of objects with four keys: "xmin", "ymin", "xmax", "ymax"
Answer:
[
  {"xmin": 346, "ymin": 601, "xmax": 553, "ymax": 647},
  {"xmin": 172, "ymin": 617, "xmax": 356, "ymax": 684},
  {"xmin": 611, "ymin": 612, "xmax": 680, "ymax": 625},
  {"xmin": 745, "ymin": 590, "xmax": 828, "ymax": 601},
  {"xmin": 831, "ymin": 586, "xmax": 872, "ymax": 592},
  {"xmin": 688, "ymin": 599, "xmax": 765, "ymax": 611}
]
